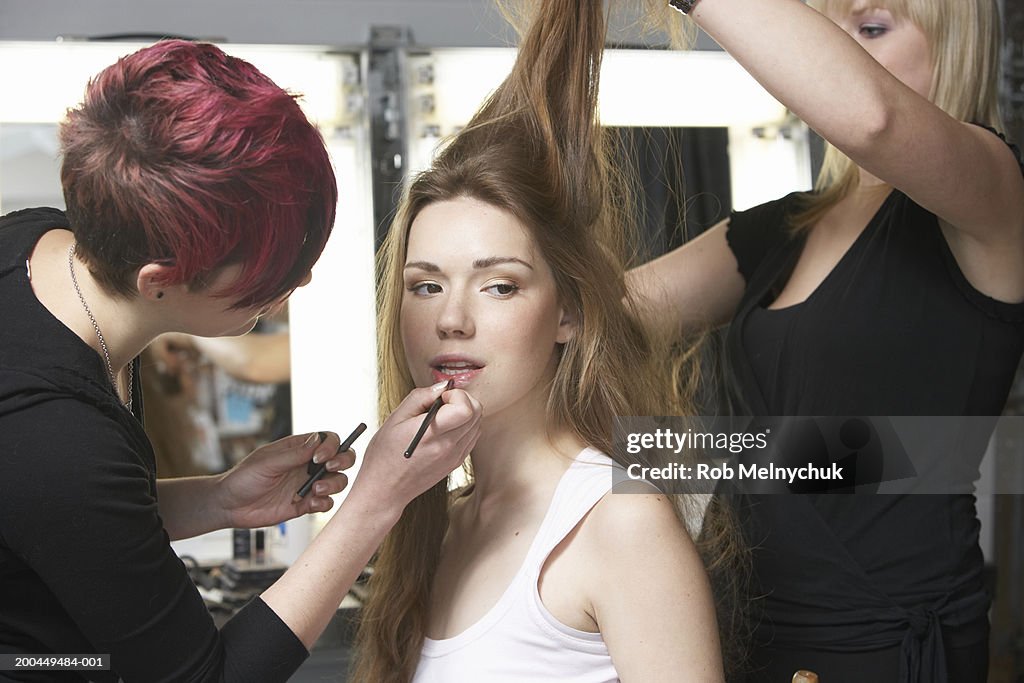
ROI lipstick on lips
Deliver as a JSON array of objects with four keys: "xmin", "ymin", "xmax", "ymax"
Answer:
[{"xmin": 430, "ymin": 354, "xmax": 484, "ymax": 388}]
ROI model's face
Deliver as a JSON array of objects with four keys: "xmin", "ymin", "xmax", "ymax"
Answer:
[
  {"xmin": 401, "ymin": 196, "xmax": 574, "ymax": 420},
  {"xmin": 828, "ymin": 3, "xmax": 934, "ymax": 99}
]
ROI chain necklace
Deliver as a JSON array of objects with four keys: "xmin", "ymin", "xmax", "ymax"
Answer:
[{"xmin": 67, "ymin": 245, "xmax": 133, "ymax": 411}]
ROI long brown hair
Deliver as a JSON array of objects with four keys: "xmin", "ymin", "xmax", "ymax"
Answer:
[{"xmin": 352, "ymin": 2, "xmax": 745, "ymax": 680}]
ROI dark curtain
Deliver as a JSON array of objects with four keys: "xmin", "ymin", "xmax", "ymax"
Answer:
[
  {"xmin": 609, "ymin": 126, "xmax": 733, "ymax": 415},
  {"xmin": 609, "ymin": 126, "xmax": 732, "ymax": 263}
]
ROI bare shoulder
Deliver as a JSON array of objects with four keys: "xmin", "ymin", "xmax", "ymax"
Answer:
[
  {"xmin": 571, "ymin": 492, "xmax": 724, "ymax": 681},
  {"xmin": 579, "ymin": 491, "xmax": 702, "ymax": 566}
]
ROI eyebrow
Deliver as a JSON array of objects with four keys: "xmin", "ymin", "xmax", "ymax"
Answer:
[
  {"xmin": 849, "ymin": 4, "xmax": 889, "ymax": 15},
  {"xmin": 404, "ymin": 256, "xmax": 534, "ymax": 272}
]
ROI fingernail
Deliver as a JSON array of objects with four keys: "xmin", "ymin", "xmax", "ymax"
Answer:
[
  {"xmin": 431, "ymin": 379, "xmax": 450, "ymax": 392},
  {"xmin": 312, "ymin": 451, "xmax": 322, "ymax": 464},
  {"xmin": 304, "ymin": 432, "xmax": 320, "ymax": 448}
]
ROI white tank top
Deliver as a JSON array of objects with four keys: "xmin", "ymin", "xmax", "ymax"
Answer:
[{"xmin": 412, "ymin": 448, "xmax": 620, "ymax": 683}]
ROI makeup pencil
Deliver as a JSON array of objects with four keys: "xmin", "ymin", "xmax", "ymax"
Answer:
[
  {"xmin": 293, "ymin": 422, "xmax": 367, "ymax": 503},
  {"xmin": 404, "ymin": 379, "xmax": 454, "ymax": 458}
]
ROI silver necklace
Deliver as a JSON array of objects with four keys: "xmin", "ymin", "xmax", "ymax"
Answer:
[{"xmin": 67, "ymin": 245, "xmax": 133, "ymax": 411}]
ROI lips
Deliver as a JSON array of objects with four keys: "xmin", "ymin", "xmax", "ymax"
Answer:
[{"xmin": 430, "ymin": 355, "xmax": 484, "ymax": 388}]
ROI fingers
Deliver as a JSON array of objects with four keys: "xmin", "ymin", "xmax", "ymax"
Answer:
[
  {"xmin": 309, "ymin": 431, "xmax": 342, "ymax": 465},
  {"xmin": 395, "ymin": 389, "xmax": 480, "ymax": 466},
  {"xmin": 402, "ymin": 388, "xmax": 482, "ymax": 453},
  {"xmin": 391, "ymin": 380, "xmax": 454, "ymax": 421},
  {"xmin": 292, "ymin": 469, "xmax": 350, "ymax": 513},
  {"xmin": 308, "ymin": 386, "xmax": 482, "ymax": 515},
  {"xmin": 300, "ymin": 492, "xmax": 337, "ymax": 514},
  {"xmin": 432, "ymin": 389, "xmax": 482, "ymax": 436},
  {"xmin": 367, "ymin": 387, "xmax": 482, "ymax": 504},
  {"xmin": 309, "ymin": 471, "xmax": 349, "ymax": 497},
  {"xmin": 282, "ymin": 430, "xmax": 342, "ymax": 467},
  {"xmin": 320, "ymin": 448, "xmax": 357, "ymax": 474}
]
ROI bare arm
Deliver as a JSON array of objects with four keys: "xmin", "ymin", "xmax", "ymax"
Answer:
[
  {"xmin": 191, "ymin": 332, "xmax": 291, "ymax": 384},
  {"xmin": 585, "ymin": 493, "xmax": 724, "ymax": 682},
  {"xmin": 689, "ymin": 0, "xmax": 1024, "ymax": 245},
  {"xmin": 160, "ymin": 384, "xmax": 482, "ymax": 649},
  {"xmin": 626, "ymin": 219, "xmax": 746, "ymax": 341},
  {"xmin": 261, "ymin": 385, "xmax": 482, "ymax": 649},
  {"xmin": 156, "ymin": 432, "xmax": 353, "ymax": 540},
  {"xmin": 157, "ymin": 475, "xmax": 225, "ymax": 539}
]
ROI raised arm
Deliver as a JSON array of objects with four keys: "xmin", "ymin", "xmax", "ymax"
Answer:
[
  {"xmin": 688, "ymin": 0, "xmax": 1024, "ymax": 245},
  {"xmin": 2, "ymin": 384, "xmax": 479, "ymax": 681},
  {"xmin": 626, "ymin": 220, "xmax": 746, "ymax": 340},
  {"xmin": 260, "ymin": 385, "xmax": 482, "ymax": 649},
  {"xmin": 190, "ymin": 332, "xmax": 291, "ymax": 384},
  {"xmin": 153, "ymin": 331, "xmax": 291, "ymax": 385}
]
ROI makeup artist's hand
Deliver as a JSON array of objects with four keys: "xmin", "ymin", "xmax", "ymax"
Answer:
[
  {"xmin": 216, "ymin": 432, "xmax": 355, "ymax": 528},
  {"xmin": 347, "ymin": 382, "xmax": 482, "ymax": 515}
]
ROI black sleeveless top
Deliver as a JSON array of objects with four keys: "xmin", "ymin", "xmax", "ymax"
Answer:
[{"xmin": 722, "ymin": 131, "xmax": 1024, "ymax": 682}]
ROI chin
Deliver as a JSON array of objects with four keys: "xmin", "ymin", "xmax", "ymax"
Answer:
[{"xmin": 217, "ymin": 317, "xmax": 260, "ymax": 337}]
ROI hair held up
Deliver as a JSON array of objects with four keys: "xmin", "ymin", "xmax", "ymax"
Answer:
[{"xmin": 354, "ymin": 2, "xmax": 748, "ymax": 680}]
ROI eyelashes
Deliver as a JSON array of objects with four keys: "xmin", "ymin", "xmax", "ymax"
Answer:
[
  {"xmin": 408, "ymin": 282, "xmax": 443, "ymax": 296},
  {"xmin": 859, "ymin": 23, "xmax": 888, "ymax": 38},
  {"xmin": 484, "ymin": 283, "xmax": 519, "ymax": 297},
  {"xmin": 405, "ymin": 281, "xmax": 521, "ymax": 298}
]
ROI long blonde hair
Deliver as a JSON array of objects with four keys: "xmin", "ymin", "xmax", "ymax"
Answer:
[
  {"xmin": 352, "ymin": 2, "xmax": 745, "ymax": 680},
  {"xmin": 792, "ymin": 0, "xmax": 1005, "ymax": 230}
]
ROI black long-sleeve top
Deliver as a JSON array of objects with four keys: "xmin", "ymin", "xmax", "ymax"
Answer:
[{"xmin": 0, "ymin": 208, "xmax": 308, "ymax": 682}]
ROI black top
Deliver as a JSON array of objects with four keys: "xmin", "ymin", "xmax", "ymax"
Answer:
[
  {"xmin": 0, "ymin": 208, "xmax": 308, "ymax": 682},
  {"xmin": 723, "ymin": 130, "xmax": 1024, "ymax": 682}
]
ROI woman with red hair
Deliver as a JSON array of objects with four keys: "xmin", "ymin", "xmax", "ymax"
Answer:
[{"xmin": 0, "ymin": 40, "xmax": 481, "ymax": 682}]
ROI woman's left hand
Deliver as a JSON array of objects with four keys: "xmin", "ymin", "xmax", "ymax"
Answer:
[{"xmin": 216, "ymin": 431, "xmax": 354, "ymax": 529}]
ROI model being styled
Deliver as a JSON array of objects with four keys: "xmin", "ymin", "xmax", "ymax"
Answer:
[{"xmin": 351, "ymin": 1, "xmax": 740, "ymax": 682}]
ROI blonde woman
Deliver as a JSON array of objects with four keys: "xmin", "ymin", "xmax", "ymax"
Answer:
[{"xmin": 629, "ymin": 0, "xmax": 1024, "ymax": 680}]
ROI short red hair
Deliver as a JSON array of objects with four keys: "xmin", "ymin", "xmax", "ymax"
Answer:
[{"xmin": 60, "ymin": 40, "xmax": 337, "ymax": 308}]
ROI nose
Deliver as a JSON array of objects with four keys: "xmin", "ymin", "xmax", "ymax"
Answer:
[{"xmin": 436, "ymin": 290, "xmax": 474, "ymax": 339}]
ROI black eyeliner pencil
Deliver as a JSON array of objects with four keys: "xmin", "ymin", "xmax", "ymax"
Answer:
[
  {"xmin": 404, "ymin": 379, "xmax": 454, "ymax": 458},
  {"xmin": 293, "ymin": 422, "xmax": 367, "ymax": 503}
]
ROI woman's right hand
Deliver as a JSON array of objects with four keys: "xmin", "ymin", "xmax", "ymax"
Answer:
[{"xmin": 349, "ymin": 381, "xmax": 482, "ymax": 514}]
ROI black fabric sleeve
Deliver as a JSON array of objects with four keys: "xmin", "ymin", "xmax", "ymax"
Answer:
[
  {"xmin": 969, "ymin": 122, "xmax": 1024, "ymax": 178},
  {"xmin": 221, "ymin": 598, "xmax": 310, "ymax": 682},
  {"xmin": 937, "ymin": 124, "xmax": 1024, "ymax": 322},
  {"xmin": 0, "ymin": 398, "xmax": 308, "ymax": 682},
  {"xmin": 723, "ymin": 192, "xmax": 801, "ymax": 284},
  {"xmin": 0, "ymin": 207, "xmax": 68, "ymax": 237}
]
